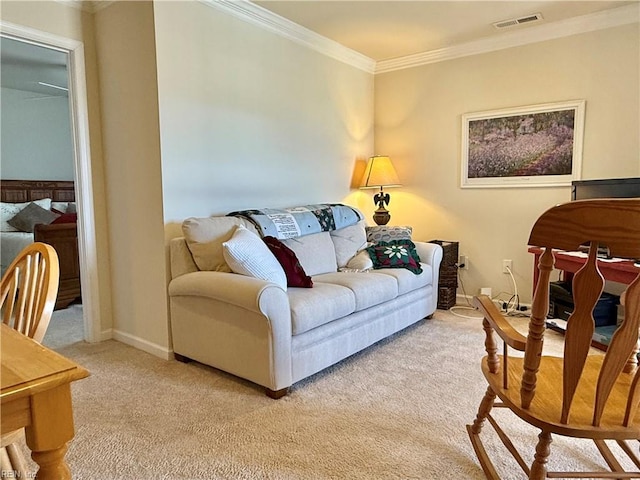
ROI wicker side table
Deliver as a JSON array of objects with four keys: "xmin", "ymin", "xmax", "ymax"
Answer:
[{"xmin": 429, "ymin": 240, "xmax": 459, "ymax": 309}]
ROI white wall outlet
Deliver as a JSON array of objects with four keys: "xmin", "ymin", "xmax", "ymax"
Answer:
[
  {"xmin": 502, "ymin": 259, "xmax": 513, "ymax": 274},
  {"xmin": 480, "ymin": 287, "xmax": 492, "ymax": 297},
  {"xmin": 458, "ymin": 254, "xmax": 468, "ymax": 270}
]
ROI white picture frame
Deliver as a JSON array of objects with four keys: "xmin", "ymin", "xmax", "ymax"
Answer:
[{"xmin": 461, "ymin": 100, "xmax": 585, "ymax": 188}]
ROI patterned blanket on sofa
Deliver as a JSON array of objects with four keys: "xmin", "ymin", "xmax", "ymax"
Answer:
[{"xmin": 228, "ymin": 203, "xmax": 362, "ymax": 239}]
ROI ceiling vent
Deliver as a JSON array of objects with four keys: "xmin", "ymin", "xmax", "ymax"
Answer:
[{"xmin": 493, "ymin": 13, "xmax": 543, "ymax": 29}]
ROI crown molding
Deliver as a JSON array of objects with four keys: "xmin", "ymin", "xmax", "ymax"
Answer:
[
  {"xmin": 376, "ymin": 3, "xmax": 640, "ymax": 74},
  {"xmin": 53, "ymin": 1, "xmax": 114, "ymax": 13},
  {"xmin": 199, "ymin": 0, "xmax": 376, "ymax": 74}
]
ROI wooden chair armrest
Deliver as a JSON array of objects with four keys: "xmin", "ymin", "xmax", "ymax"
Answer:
[{"xmin": 473, "ymin": 295, "xmax": 527, "ymax": 351}]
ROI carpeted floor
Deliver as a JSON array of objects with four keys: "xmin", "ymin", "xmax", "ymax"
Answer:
[{"xmin": 18, "ymin": 306, "xmax": 633, "ymax": 479}]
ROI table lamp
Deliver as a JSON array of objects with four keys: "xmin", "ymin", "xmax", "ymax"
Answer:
[{"xmin": 359, "ymin": 155, "xmax": 402, "ymax": 225}]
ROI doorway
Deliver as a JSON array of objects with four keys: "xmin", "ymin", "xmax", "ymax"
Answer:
[{"xmin": 0, "ymin": 25, "xmax": 102, "ymax": 344}]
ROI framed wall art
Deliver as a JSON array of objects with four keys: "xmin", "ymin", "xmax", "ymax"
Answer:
[{"xmin": 461, "ymin": 100, "xmax": 585, "ymax": 188}]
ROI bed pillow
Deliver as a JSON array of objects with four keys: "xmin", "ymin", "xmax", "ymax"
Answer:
[
  {"xmin": 8, "ymin": 202, "xmax": 60, "ymax": 233},
  {"xmin": 263, "ymin": 236, "xmax": 313, "ymax": 288},
  {"xmin": 51, "ymin": 201, "xmax": 69, "ymax": 213},
  {"xmin": 222, "ymin": 225, "xmax": 287, "ymax": 290},
  {"xmin": 1, "ymin": 198, "xmax": 52, "ymax": 232},
  {"xmin": 366, "ymin": 239, "xmax": 423, "ymax": 274}
]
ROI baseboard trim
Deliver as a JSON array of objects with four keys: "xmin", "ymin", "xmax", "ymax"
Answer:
[{"xmin": 110, "ymin": 329, "xmax": 172, "ymax": 360}]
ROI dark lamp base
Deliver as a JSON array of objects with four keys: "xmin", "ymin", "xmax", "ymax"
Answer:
[{"xmin": 373, "ymin": 208, "xmax": 390, "ymax": 226}]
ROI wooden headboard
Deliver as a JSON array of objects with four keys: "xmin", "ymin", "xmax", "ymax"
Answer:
[{"xmin": 0, "ymin": 180, "xmax": 75, "ymax": 203}]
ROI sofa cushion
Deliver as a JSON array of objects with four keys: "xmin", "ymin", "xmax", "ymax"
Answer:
[
  {"xmin": 314, "ymin": 272, "xmax": 398, "ymax": 311},
  {"xmin": 288, "ymin": 283, "xmax": 356, "ymax": 335},
  {"xmin": 183, "ymin": 216, "xmax": 259, "ymax": 272},
  {"xmin": 222, "ymin": 225, "xmax": 287, "ymax": 290},
  {"xmin": 330, "ymin": 221, "xmax": 368, "ymax": 268},
  {"xmin": 283, "ymin": 232, "xmax": 337, "ymax": 276},
  {"xmin": 263, "ymin": 236, "xmax": 312, "ymax": 288},
  {"xmin": 374, "ymin": 263, "xmax": 433, "ymax": 295}
]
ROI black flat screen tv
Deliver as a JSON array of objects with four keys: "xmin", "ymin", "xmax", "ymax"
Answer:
[{"xmin": 571, "ymin": 177, "xmax": 640, "ymax": 200}]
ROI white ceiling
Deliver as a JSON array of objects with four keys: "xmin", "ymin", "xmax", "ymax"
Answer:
[
  {"xmin": 1, "ymin": 36, "xmax": 68, "ymax": 96},
  {"xmin": 253, "ymin": 0, "xmax": 636, "ymax": 61}
]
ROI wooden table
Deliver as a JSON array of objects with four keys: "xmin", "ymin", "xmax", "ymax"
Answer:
[
  {"xmin": 528, "ymin": 246, "xmax": 640, "ymax": 292},
  {"xmin": 529, "ymin": 247, "xmax": 640, "ymax": 351},
  {"xmin": 1, "ymin": 324, "xmax": 89, "ymax": 479}
]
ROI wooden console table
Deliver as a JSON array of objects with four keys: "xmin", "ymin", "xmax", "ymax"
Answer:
[
  {"xmin": 1, "ymin": 324, "xmax": 89, "ymax": 479},
  {"xmin": 528, "ymin": 246, "xmax": 640, "ymax": 292},
  {"xmin": 528, "ymin": 247, "xmax": 640, "ymax": 350}
]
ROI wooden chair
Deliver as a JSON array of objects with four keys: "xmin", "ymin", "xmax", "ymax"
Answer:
[
  {"xmin": 467, "ymin": 199, "xmax": 640, "ymax": 479},
  {"xmin": 0, "ymin": 242, "xmax": 59, "ymax": 477}
]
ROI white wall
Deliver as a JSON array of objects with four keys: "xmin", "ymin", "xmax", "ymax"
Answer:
[
  {"xmin": 153, "ymin": 1, "xmax": 374, "ymax": 233},
  {"xmin": 89, "ymin": 1, "xmax": 374, "ymax": 355},
  {"xmin": 1, "ymin": 87, "xmax": 74, "ymax": 180},
  {"xmin": 93, "ymin": 1, "xmax": 169, "ymax": 355},
  {"xmin": 375, "ymin": 24, "xmax": 640, "ymax": 304}
]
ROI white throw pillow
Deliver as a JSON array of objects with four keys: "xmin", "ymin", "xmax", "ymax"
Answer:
[
  {"xmin": 0, "ymin": 198, "xmax": 52, "ymax": 232},
  {"xmin": 344, "ymin": 249, "xmax": 374, "ymax": 272},
  {"xmin": 222, "ymin": 224, "xmax": 287, "ymax": 290}
]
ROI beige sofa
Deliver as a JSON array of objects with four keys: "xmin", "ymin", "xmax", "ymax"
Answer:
[{"xmin": 169, "ymin": 214, "xmax": 443, "ymax": 398}]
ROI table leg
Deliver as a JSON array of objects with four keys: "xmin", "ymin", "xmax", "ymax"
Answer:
[{"xmin": 24, "ymin": 383, "xmax": 76, "ymax": 480}]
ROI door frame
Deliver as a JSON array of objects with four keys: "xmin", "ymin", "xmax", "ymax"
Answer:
[{"xmin": 1, "ymin": 21, "xmax": 102, "ymax": 342}]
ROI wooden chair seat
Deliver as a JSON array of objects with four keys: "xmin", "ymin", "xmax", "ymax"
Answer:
[{"xmin": 482, "ymin": 355, "xmax": 640, "ymax": 438}]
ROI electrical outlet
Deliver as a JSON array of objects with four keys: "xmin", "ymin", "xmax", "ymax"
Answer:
[
  {"xmin": 458, "ymin": 254, "xmax": 468, "ymax": 270},
  {"xmin": 480, "ymin": 287, "xmax": 492, "ymax": 297},
  {"xmin": 502, "ymin": 259, "xmax": 513, "ymax": 274}
]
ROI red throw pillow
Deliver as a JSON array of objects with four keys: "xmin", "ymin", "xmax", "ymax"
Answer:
[
  {"xmin": 263, "ymin": 236, "xmax": 313, "ymax": 288},
  {"xmin": 52, "ymin": 212, "xmax": 78, "ymax": 224}
]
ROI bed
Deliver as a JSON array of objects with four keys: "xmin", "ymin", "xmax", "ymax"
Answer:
[{"xmin": 1, "ymin": 179, "xmax": 81, "ymax": 310}]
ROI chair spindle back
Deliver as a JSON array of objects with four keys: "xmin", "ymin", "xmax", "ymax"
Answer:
[
  {"xmin": 0, "ymin": 243, "xmax": 59, "ymax": 343},
  {"xmin": 525, "ymin": 199, "xmax": 640, "ymax": 427}
]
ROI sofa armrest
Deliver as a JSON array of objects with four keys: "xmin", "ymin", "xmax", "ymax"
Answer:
[
  {"xmin": 169, "ymin": 271, "xmax": 288, "ymax": 315},
  {"xmin": 414, "ymin": 241, "xmax": 443, "ymax": 269},
  {"xmin": 169, "ymin": 271, "xmax": 293, "ymax": 391},
  {"xmin": 414, "ymin": 242, "xmax": 443, "ymax": 308}
]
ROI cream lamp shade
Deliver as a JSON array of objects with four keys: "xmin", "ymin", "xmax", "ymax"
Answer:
[
  {"xmin": 359, "ymin": 156, "xmax": 401, "ymax": 189},
  {"xmin": 359, "ymin": 155, "xmax": 401, "ymax": 225}
]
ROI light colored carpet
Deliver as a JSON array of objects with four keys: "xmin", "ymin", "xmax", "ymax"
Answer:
[
  {"xmin": 17, "ymin": 306, "xmax": 634, "ymax": 479},
  {"xmin": 43, "ymin": 303, "xmax": 85, "ymax": 350}
]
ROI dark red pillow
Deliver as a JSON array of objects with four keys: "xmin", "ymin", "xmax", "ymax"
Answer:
[
  {"xmin": 52, "ymin": 212, "xmax": 77, "ymax": 224},
  {"xmin": 263, "ymin": 236, "xmax": 313, "ymax": 288}
]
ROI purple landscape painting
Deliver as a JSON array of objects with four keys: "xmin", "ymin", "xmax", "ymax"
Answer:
[{"xmin": 468, "ymin": 110, "xmax": 575, "ymax": 178}]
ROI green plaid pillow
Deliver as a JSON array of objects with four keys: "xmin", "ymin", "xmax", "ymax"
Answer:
[{"xmin": 366, "ymin": 240, "xmax": 422, "ymax": 274}]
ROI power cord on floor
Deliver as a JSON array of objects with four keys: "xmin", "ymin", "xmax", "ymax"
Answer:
[{"xmin": 448, "ymin": 267, "xmax": 483, "ymax": 319}]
